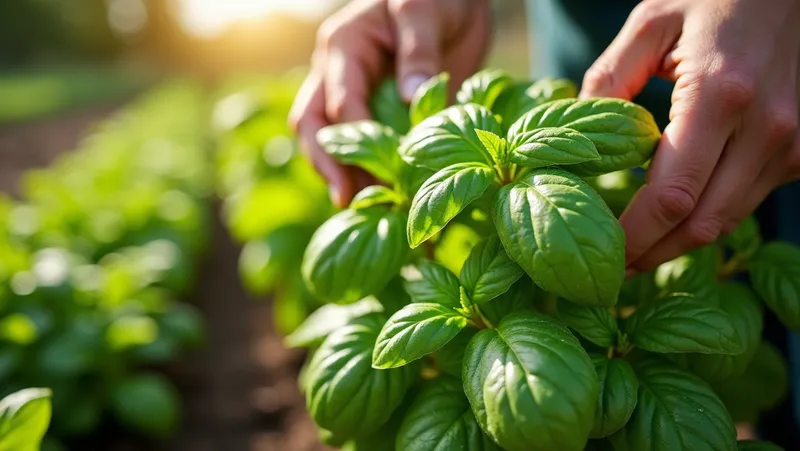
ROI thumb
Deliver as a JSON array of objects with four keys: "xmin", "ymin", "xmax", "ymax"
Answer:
[
  {"xmin": 389, "ymin": 0, "xmax": 443, "ymax": 101},
  {"xmin": 580, "ymin": 2, "xmax": 682, "ymax": 99}
]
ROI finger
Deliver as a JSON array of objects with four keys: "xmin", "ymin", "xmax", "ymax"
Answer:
[
  {"xmin": 620, "ymin": 82, "xmax": 744, "ymax": 266},
  {"xmin": 440, "ymin": 0, "xmax": 492, "ymax": 100},
  {"xmin": 389, "ymin": 0, "xmax": 443, "ymax": 101},
  {"xmin": 291, "ymin": 72, "xmax": 355, "ymax": 208},
  {"xmin": 325, "ymin": 48, "xmax": 375, "ymax": 122},
  {"xmin": 580, "ymin": 1, "xmax": 682, "ymax": 99}
]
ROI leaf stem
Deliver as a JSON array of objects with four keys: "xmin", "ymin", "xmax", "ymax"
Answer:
[
  {"xmin": 718, "ymin": 253, "xmax": 747, "ymax": 280},
  {"xmin": 472, "ymin": 304, "xmax": 495, "ymax": 329}
]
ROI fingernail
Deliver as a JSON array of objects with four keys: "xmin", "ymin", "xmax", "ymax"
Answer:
[
  {"xmin": 329, "ymin": 186, "xmax": 343, "ymax": 208},
  {"xmin": 401, "ymin": 73, "xmax": 430, "ymax": 101}
]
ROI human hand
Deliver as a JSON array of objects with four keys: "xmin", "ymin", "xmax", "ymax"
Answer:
[
  {"xmin": 289, "ymin": 0, "xmax": 492, "ymax": 208},
  {"xmin": 579, "ymin": 0, "xmax": 800, "ymax": 273}
]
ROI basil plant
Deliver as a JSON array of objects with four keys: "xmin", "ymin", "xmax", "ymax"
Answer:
[{"xmin": 289, "ymin": 69, "xmax": 793, "ymax": 451}]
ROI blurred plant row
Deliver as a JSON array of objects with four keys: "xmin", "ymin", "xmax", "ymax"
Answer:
[{"xmin": 0, "ymin": 82, "xmax": 211, "ymax": 448}]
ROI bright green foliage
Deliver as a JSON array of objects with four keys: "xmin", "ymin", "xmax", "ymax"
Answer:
[
  {"xmin": 305, "ymin": 315, "xmax": 416, "ymax": 438},
  {"xmin": 303, "ymin": 207, "xmax": 408, "ymax": 304},
  {"xmin": 373, "ymin": 303, "xmax": 469, "ymax": 369},
  {"xmin": 0, "ymin": 388, "xmax": 52, "ymax": 451},
  {"xmin": 610, "ymin": 357, "xmax": 737, "ymax": 451},
  {"xmin": 370, "ymin": 78, "xmax": 411, "ymax": 134},
  {"xmin": 111, "ymin": 373, "xmax": 179, "ymax": 438},
  {"xmin": 590, "ymin": 357, "xmax": 637, "ymax": 438},
  {"xmin": 749, "ymin": 242, "xmax": 800, "ymax": 330},
  {"xmin": 494, "ymin": 169, "xmax": 625, "ymax": 307},
  {"xmin": 626, "ymin": 294, "xmax": 743, "ymax": 354},
  {"xmin": 396, "ymin": 377, "xmax": 499, "ymax": 451},
  {"xmin": 463, "ymin": 312, "xmax": 598, "ymax": 451},
  {"xmin": 282, "ymin": 69, "xmax": 800, "ymax": 451}
]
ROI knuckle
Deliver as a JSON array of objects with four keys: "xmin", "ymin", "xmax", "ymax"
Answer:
[
  {"xmin": 317, "ymin": 19, "xmax": 349, "ymax": 48},
  {"xmin": 706, "ymin": 65, "xmax": 756, "ymax": 111},
  {"xmin": 654, "ymin": 183, "xmax": 698, "ymax": 224},
  {"xmin": 765, "ymin": 105, "xmax": 799, "ymax": 146},
  {"xmin": 582, "ymin": 64, "xmax": 615, "ymax": 93},
  {"xmin": 683, "ymin": 217, "xmax": 724, "ymax": 247}
]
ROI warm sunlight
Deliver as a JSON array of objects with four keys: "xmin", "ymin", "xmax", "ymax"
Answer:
[{"xmin": 177, "ymin": 0, "xmax": 341, "ymax": 38}]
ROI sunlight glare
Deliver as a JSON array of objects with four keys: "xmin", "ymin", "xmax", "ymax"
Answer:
[{"xmin": 177, "ymin": 0, "xmax": 339, "ymax": 38}]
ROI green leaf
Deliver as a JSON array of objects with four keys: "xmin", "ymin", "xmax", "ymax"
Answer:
[
  {"xmin": 618, "ymin": 271, "xmax": 658, "ymax": 307},
  {"xmin": 350, "ymin": 185, "xmax": 405, "ymax": 211},
  {"xmin": 0, "ymin": 388, "xmax": 51, "ymax": 451},
  {"xmin": 737, "ymin": 440, "xmax": 785, "ymax": 451},
  {"xmin": 373, "ymin": 303, "xmax": 469, "ymax": 369},
  {"xmin": 749, "ymin": 242, "xmax": 800, "ymax": 330},
  {"xmin": 492, "ymin": 82, "xmax": 538, "ymax": 131},
  {"xmin": 370, "ymin": 78, "xmax": 411, "ymax": 134},
  {"xmin": 317, "ymin": 120, "xmax": 403, "ymax": 184},
  {"xmin": 343, "ymin": 393, "xmax": 412, "ymax": 451},
  {"xmin": 405, "ymin": 259, "xmax": 461, "ymax": 307},
  {"xmin": 284, "ymin": 298, "xmax": 383, "ymax": 348},
  {"xmin": 111, "ymin": 373, "xmax": 179, "ymax": 438},
  {"xmin": 396, "ymin": 377, "xmax": 500, "ymax": 451},
  {"xmin": 456, "ymin": 68, "xmax": 512, "ymax": 109},
  {"xmin": 720, "ymin": 216, "xmax": 761, "ymax": 260},
  {"xmin": 435, "ymin": 327, "xmax": 478, "ymax": 379},
  {"xmin": 654, "ymin": 245, "xmax": 719, "ymax": 305},
  {"xmin": 679, "ymin": 282, "xmax": 763, "ymax": 382},
  {"xmin": 463, "ymin": 312, "xmax": 598, "ymax": 451},
  {"xmin": 375, "ymin": 275, "xmax": 412, "ymax": 316},
  {"xmin": 474, "ymin": 129, "xmax": 507, "ymax": 165},
  {"xmin": 508, "ymin": 127, "xmax": 600, "ymax": 169},
  {"xmin": 407, "ymin": 163, "xmax": 494, "ymax": 248},
  {"xmin": 712, "ymin": 341, "xmax": 788, "ymax": 423},
  {"xmin": 626, "ymin": 294, "xmax": 743, "ymax": 354},
  {"xmin": 399, "ymin": 104, "xmax": 501, "ymax": 170},
  {"xmin": 590, "ymin": 357, "xmax": 638, "ymax": 438},
  {"xmin": 238, "ymin": 224, "xmax": 313, "ymax": 296},
  {"xmin": 508, "ymin": 98, "xmax": 661, "ymax": 176},
  {"xmin": 303, "ymin": 207, "xmax": 409, "ymax": 304},
  {"xmin": 477, "ymin": 276, "xmax": 535, "ymax": 326},
  {"xmin": 306, "ymin": 315, "xmax": 416, "ymax": 437},
  {"xmin": 609, "ymin": 357, "xmax": 737, "ymax": 451},
  {"xmin": 494, "ymin": 169, "xmax": 625, "ymax": 307},
  {"xmin": 558, "ymin": 299, "xmax": 617, "ymax": 347},
  {"xmin": 410, "ymin": 73, "xmax": 450, "ymax": 126},
  {"xmin": 525, "ymin": 77, "xmax": 578, "ymax": 103},
  {"xmin": 459, "ymin": 235, "xmax": 524, "ymax": 304}
]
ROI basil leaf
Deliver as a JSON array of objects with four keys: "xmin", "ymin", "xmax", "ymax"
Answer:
[
  {"xmin": 525, "ymin": 77, "xmax": 578, "ymax": 103},
  {"xmin": 494, "ymin": 169, "xmax": 625, "ymax": 307},
  {"xmin": 317, "ymin": 120, "xmax": 403, "ymax": 184},
  {"xmin": 737, "ymin": 440, "xmax": 784, "ymax": 451},
  {"xmin": 720, "ymin": 216, "xmax": 761, "ymax": 260},
  {"xmin": 627, "ymin": 294, "xmax": 743, "ymax": 355},
  {"xmin": 492, "ymin": 82, "xmax": 538, "ymax": 131},
  {"xmin": 350, "ymin": 185, "xmax": 405, "ymax": 211},
  {"xmin": 405, "ymin": 259, "xmax": 461, "ymax": 307},
  {"xmin": 655, "ymin": 245, "xmax": 719, "ymax": 305},
  {"xmin": 508, "ymin": 98, "xmax": 661, "ymax": 176},
  {"xmin": 558, "ymin": 299, "xmax": 618, "ymax": 347},
  {"xmin": 370, "ymin": 78, "xmax": 411, "ymax": 134},
  {"xmin": 477, "ymin": 276, "xmax": 535, "ymax": 326},
  {"xmin": 410, "ymin": 73, "xmax": 449, "ymax": 126},
  {"xmin": 618, "ymin": 271, "xmax": 658, "ymax": 307},
  {"xmin": 459, "ymin": 235, "xmax": 524, "ymax": 304},
  {"xmin": 373, "ymin": 303, "xmax": 469, "ymax": 369},
  {"xmin": 609, "ymin": 357, "xmax": 737, "ymax": 451},
  {"xmin": 303, "ymin": 207, "xmax": 409, "ymax": 304},
  {"xmin": 508, "ymin": 126, "xmax": 600, "ymax": 169},
  {"xmin": 399, "ymin": 104, "xmax": 501, "ymax": 170},
  {"xmin": 749, "ymin": 242, "xmax": 800, "ymax": 330},
  {"xmin": 343, "ymin": 394, "xmax": 412, "ymax": 451},
  {"xmin": 284, "ymin": 298, "xmax": 383, "ymax": 348},
  {"xmin": 407, "ymin": 162, "xmax": 494, "ymax": 248},
  {"xmin": 679, "ymin": 282, "xmax": 763, "ymax": 382},
  {"xmin": 475, "ymin": 129, "xmax": 507, "ymax": 165},
  {"xmin": 436, "ymin": 327, "xmax": 478, "ymax": 379},
  {"xmin": 0, "ymin": 388, "xmax": 51, "ymax": 451},
  {"xmin": 306, "ymin": 314, "xmax": 416, "ymax": 437},
  {"xmin": 590, "ymin": 357, "xmax": 638, "ymax": 438},
  {"xmin": 397, "ymin": 376, "xmax": 500, "ymax": 451},
  {"xmin": 464, "ymin": 312, "xmax": 598, "ymax": 451},
  {"xmin": 456, "ymin": 68, "xmax": 512, "ymax": 109},
  {"xmin": 712, "ymin": 341, "xmax": 788, "ymax": 423},
  {"xmin": 375, "ymin": 275, "xmax": 412, "ymax": 316}
]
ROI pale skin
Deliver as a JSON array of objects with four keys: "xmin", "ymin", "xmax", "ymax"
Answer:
[{"xmin": 289, "ymin": 0, "xmax": 800, "ymax": 273}]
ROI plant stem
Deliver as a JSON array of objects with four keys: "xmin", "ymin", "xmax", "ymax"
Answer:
[{"xmin": 718, "ymin": 254, "xmax": 746, "ymax": 280}]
